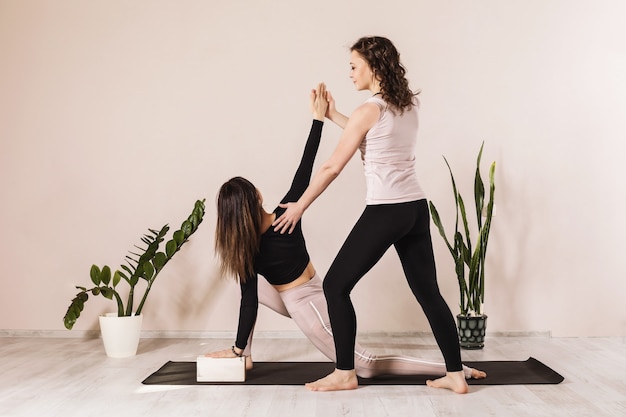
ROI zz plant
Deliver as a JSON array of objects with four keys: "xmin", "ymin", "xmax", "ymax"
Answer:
[
  {"xmin": 63, "ymin": 199, "xmax": 205, "ymax": 330},
  {"xmin": 429, "ymin": 143, "xmax": 495, "ymax": 317}
]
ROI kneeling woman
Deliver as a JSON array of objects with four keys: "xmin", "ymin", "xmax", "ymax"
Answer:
[{"xmin": 205, "ymin": 84, "xmax": 485, "ymax": 380}]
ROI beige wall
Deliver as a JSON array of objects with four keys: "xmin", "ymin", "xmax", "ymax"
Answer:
[{"xmin": 1, "ymin": 0, "xmax": 624, "ymax": 337}]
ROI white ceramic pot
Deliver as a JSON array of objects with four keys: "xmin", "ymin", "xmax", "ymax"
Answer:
[{"xmin": 98, "ymin": 313, "xmax": 143, "ymax": 358}]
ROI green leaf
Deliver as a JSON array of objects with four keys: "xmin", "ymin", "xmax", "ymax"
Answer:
[
  {"xmin": 474, "ymin": 142, "xmax": 486, "ymax": 229},
  {"xmin": 166, "ymin": 239, "xmax": 177, "ymax": 257},
  {"xmin": 181, "ymin": 220, "xmax": 193, "ymax": 237},
  {"xmin": 188, "ymin": 214, "xmax": 198, "ymax": 230},
  {"xmin": 100, "ymin": 266, "xmax": 111, "ymax": 286},
  {"xmin": 143, "ymin": 261, "xmax": 155, "ymax": 280},
  {"xmin": 112, "ymin": 270, "xmax": 121, "ymax": 287},
  {"xmin": 173, "ymin": 229, "xmax": 185, "ymax": 245},
  {"xmin": 91, "ymin": 287, "xmax": 100, "ymax": 296},
  {"xmin": 100, "ymin": 287, "xmax": 114, "ymax": 299},
  {"xmin": 154, "ymin": 252, "xmax": 167, "ymax": 271},
  {"xmin": 90, "ymin": 265, "xmax": 101, "ymax": 286},
  {"xmin": 130, "ymin": 275, "xmax": 139, "ymax": 286},
  {"xmin": 121, "ymin": 264, "xmax": 134, "ymax": 277},
  {"xmin": 429, "ymin": 202, "xmax": 454, "ymax": 256},
  {"xmin": 63, "ymin": 291, "xmax": 89, "ymax": 330},
  {"xmin": 101, "ymin": 266, "xmax": 111, "ymax": 286}
]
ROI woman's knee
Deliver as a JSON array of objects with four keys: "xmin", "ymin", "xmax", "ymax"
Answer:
[
  {"xmin": 322, "ymin": 276, "xmax": 336, "ymax": 296},
  {"xmin": 322, "ymin": 274, "xmax": 348, "ymax": 301}
]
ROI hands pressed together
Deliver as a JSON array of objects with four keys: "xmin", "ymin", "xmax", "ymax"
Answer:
[{"xmin": 311, "ymin": 82, "xmax": 337, "ymax": 121}]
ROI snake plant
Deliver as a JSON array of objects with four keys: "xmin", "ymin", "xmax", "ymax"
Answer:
[
  {"xmin": 63, "ymin": 199, "xmax": 205, "ymax": 330},
  {"xmin": 429, "ymin": 143, "xmax": 495, "ymax": 316}
]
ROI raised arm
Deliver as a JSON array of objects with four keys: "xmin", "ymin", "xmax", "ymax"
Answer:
[
  {"xmin": 280, "ymin": 83, "xmax": 328, "ymax": 203},
  {"xmin": 272, "ymin": 101, "xmax": 381, "ymax": 234},
  {"xmin": 325, "ymin": 90, "xmax": 349, "ymax": 129}
]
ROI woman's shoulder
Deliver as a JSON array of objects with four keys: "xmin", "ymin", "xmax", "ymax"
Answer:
[
  {"xmin": 355, "ymin": 98, "xmax": 383, "ymax": 117},
  {"xmin": 365, "ymin": 95, "xmax": 386, "ymax": 107}
]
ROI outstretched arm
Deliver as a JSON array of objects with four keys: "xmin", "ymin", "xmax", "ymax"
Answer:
[
  {"xmin": 325, "ymin": 90, "xmax": 349, "ymax": 129},
  {"xmin": 272, "ymin": 101, "xmax": 380, "ymax": 234},
  {"xmin": 281, "ymin": 83, "xmax": 329, "ymax": 203}
]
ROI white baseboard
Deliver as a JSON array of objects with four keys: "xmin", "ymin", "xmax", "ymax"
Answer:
[{"xmin": 0, "ymin": 329, "xmax": 552, "ymax": 339}]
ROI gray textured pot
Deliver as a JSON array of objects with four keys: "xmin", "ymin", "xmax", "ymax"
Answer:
[{"xmin": 456, "ymin": 314, "xmax": 487, "ymax": 349}]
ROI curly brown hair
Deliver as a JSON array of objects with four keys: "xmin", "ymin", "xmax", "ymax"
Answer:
[
  {"xmin": 351, "ymin": 36, "xmax": 419, "ymax": 113},
  {"xmin": 215, "ymin": 177, "xmax": 263, "ymax": 283}
]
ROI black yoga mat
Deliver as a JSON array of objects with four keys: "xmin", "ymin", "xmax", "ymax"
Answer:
[{"xmin": 142, "ymin": 357, "xmax": 563, "ymax": 386}]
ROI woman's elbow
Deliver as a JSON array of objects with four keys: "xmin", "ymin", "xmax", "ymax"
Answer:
[{"xmin": 322, "ymin": 163, "xmax": 342, "ymax": 179}]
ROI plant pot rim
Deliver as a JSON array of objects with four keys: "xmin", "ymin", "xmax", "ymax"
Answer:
[
  {"xmin": 456, "ymin": 313, "xmax": 488, "ymax": 318},
  {"xmin": 99, "ymin": 313, "xmax": 143, "ymax": 318}
]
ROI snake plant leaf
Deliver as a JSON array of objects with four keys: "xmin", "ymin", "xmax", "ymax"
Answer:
[
  {"xmin": 90, "ymin": 265, "xmax": 101, "ymax": 286},
  {"xmin": 442, "ymin": 157, "xmax": 461, "ymax": 233},
  {"xmin": 430, "ymin": 144, "xmax": 495, "ymax": 317},
  {"xmin": 457, "ymin": 194, "xmax": 472, "ymax": 256},
  {"xmin": 474, "ymin": 142, "xmax": 486, "ymax": 228},
  {"xmin": 474, "ymin": 169, "xmax": 485, "ymax": 227},
  {"xmin": 428, "ymin": 202, "xmax": 454, "ymax": 255}
]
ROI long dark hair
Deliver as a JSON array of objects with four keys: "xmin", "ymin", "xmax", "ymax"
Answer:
[
  {"xmin": 351, "ymin": 36, "xmax": 418, "ymax": 113},
  {"xmin": 215, "ymin": 177, "xmax": 263, "ymax": 283}
]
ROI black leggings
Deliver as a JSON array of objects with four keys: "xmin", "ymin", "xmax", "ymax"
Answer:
[{"xmin": 323, "ymin": 199, "xmax": 463, "ymax": 372}]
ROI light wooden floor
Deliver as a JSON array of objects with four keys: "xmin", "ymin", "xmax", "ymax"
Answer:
[{"xmin": 0, "ymin": 334, "xmax": 624, "ymax": 417}]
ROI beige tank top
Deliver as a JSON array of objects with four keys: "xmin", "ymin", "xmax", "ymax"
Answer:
[{"xmin": 359, "ymin": 96, "xmax": 426, "ymax": 205}]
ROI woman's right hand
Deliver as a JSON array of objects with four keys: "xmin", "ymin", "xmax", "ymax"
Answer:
[
  {"xmin": 204, "ymin": 347, "xmax": 240, "ymax": 358},
  {"xmin": 325, "ymin": 89, "xmax": 337, "ymax": 120},
  {"xmin": 273, "ymin": 201, "xmax": 305, "ymax": 234},
  {"xmin": 311, "ymin": 82, "xmax": 329, "ymax": 121},
  {"xmin": 204, "ymin": 347, "xmax": 254, "ymax": 370},
  {"xmin": 324, "ymin": 89, "xmax": 349, "ymax": 129}
]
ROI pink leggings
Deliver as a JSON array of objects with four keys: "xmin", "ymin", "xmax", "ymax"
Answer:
[{"xmin": 243, "ymin": 274, "xmax": 473, "ymax": 379}]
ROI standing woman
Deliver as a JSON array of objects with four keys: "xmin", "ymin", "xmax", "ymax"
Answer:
[
  {"xmin": 206, "ymin": 84, "xmax": 485, "ymax": 382},
  {"xmin": 273, "ymin": 36, "xmax": 469, "ymax": 393}
]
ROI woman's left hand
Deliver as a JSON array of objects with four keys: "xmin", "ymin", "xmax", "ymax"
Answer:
[{"xmin": 273, "ymin": 202, "xmax": 304, "ymax": 234}]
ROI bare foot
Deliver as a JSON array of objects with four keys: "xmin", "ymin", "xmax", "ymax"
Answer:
[
  {"xmin": 245, "ymin": 356, "xmax": 253, "ymax": 371},
  {"xmin": 305, "ymin": 369, "xmax": 358, "ymax": 392},
  {"xmin": 470, "ymin": 368, "xmax": 486, "ymax": 379},
  {"xmin": 426, "ymin": 371, "xmax": 469, "ymax": 394}
]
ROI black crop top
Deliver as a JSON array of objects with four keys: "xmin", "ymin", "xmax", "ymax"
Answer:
[{"xmin": 235, "ymin": 120, "xmax": 323, "ymax": 349}]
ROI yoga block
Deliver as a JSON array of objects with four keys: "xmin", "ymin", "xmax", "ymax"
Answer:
[{"xmin": 196, "ymin": 356, "xmax": 246, "ymax": 382}]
